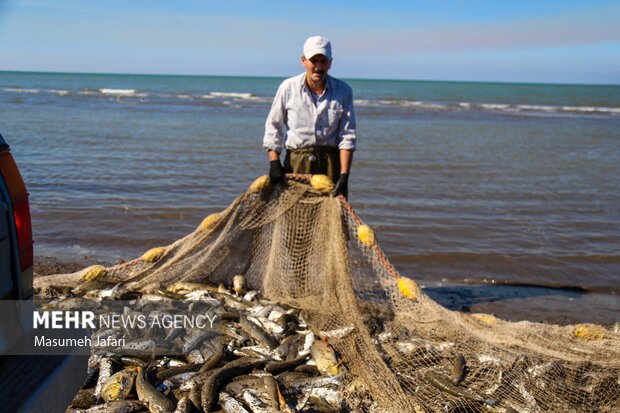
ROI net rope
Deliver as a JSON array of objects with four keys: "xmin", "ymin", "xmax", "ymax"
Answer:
[{"xmin": 36, "ymin": 175, "xmax": 620, "ymax": 413}]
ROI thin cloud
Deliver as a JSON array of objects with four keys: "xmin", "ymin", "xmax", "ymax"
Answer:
[{"xmin": 340, "ymin": 6, "xmax": 620, "ymax": 55}]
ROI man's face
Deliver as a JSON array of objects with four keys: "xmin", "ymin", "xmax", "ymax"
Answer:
[{"xmin": 302, "ymin": 54, "xmax": 332, "ymax": 83}]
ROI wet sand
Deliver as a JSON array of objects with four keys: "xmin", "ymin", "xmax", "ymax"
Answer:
[
  {"xmin": 34, "ymin": 256, "xmax": 97, "ymax": 277},
  {"xmin": 423, "ymin": 282, "xmax": 618, "ymax": 326}
]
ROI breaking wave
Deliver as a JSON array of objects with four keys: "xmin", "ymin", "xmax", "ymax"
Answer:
[
  {"xmin": 99, "ymin": 88, "xmax": 137, "ymax": 95},
  {"xmin": 208, "ymin": 91, "xmax": 253, "ymax": 99},
  {"xmin": 2, "ymin": 86, "xmax": 619, "ymax": 116},
  {"xmin": 353, "ymin": 98, "xmax": 620, "ymax": 116}
]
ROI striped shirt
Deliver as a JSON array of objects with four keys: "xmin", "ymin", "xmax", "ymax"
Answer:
[{"xmin": 263, "ymin": 73, "xmax": 357, "ymax": 153}]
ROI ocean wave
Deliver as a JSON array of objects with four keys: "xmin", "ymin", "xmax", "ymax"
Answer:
[
  {"xmin": 99, "ymin": 88, "xmax": 138, "ymax": 96},
  {"xmin": 402, "ymin": 101, "xmax": 449, "ymax": 110},
  {"xmin": 209, "ymin": 91, "xmax": 253, "ymax": 99},
  {"xmin": 49, "ymin": 89, "xmax": 70, "ymax": 96},
  {"xmin": 78, "ymin": 89, "xmax": 98, "ymax": 96},
  {"xmin": 479, "ymin": 103, "xmax": 512, "ymax": 110},
  {"xmin": 561, "ymin": 105, "xmax": 620, "ymax": 114},
  {"xmin": 4, "ymin": 85, "xmax": 617, "ymax": 116},
  {"xmin": 517, "ymin": 104, "xmax": 556, "ymax": 112},
  {"xmin": 197, "ymin": 92, "xmax": 270, "ymax": 104},
  {"xmin": 2, "ymin": 87, "xmax": 71, "ymax": 97},
  {"xmin": 2, "ymin": 87, "xmax": 40, "ymax": 94},
  {"xmin": 353, "ymin": 98, "xmax": 620, "ymax": 117}
]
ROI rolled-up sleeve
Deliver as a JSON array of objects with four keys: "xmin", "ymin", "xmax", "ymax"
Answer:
[
  {"xmin": 337, "ymin": 86, "xmax": 356, "ymax": 151},
  {"xmin": 263, "ymin": 85, "xmax": 287, "ymax": 153}
]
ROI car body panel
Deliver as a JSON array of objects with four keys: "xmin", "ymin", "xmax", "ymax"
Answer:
[{"xmin": 0, "ymin": 133, "xmax": 85, "ymax": 412}]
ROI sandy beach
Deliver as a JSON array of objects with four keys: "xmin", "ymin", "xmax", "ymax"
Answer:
[{"xmin": 34, "ymin": 256, "xmax": 100, "ymax": 277}]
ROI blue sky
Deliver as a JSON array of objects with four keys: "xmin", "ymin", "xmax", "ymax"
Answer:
[{"xmin": 0, "ymin": 0, "xmax": 619, "ymax": 84}]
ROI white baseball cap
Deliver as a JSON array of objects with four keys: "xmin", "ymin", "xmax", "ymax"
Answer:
[{"xmin": 303, "ymin": 36, "xmax": 332, "ymax": 59}]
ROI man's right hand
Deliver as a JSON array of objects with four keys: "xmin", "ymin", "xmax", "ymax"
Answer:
[{"xmin": 269, "ymin": 160, "xmax": 284, "ymax": 184}]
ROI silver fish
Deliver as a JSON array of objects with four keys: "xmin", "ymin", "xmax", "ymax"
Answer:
[
  {"xmin": 225, "ymin": 375, "xmax": 266, "ymax": 398},
  {"xmin": 213, "ymin": 292, "xmax": 251, "ymax": 310},
  {"xmin": 276, "ymin": 334, "xmax": 302, "ymax": 360},
  {"xmin": 98, "ymin": 283, "xmax": 123, "ymax": 299},
  {"xmin": 242, "ymin": 389, "xmax": 272, "ymax": 413},
  {"xmin": 319, "ymin": 326, "xmax": 355, "ymax": 340},
  {"xmin": 300, "ymin": 386, "xmax": 342, "ymax": 411},
  {"xmin": 423, "ymin": 370, "xmax": 497, "ymax": 406},
  {"xmin": 201, "ymin": 357, "xmax": 267, "ymax": 411},
  {"xmin": 165, "ymin": 372, "xmax": 199, "ymax": 387},
  {"xmin": 219, "ymin": 391, "xmax": 251, "ymax": 413},
  {"xmin": 156, "ymin": 357, "xmax": 187, "ymax": 368},
  {"xmin": 187, "ymin": 349, "xmax": 205, "ymax": 364},
  {"xmin": 182, "ymin": 330, "xmax": 216, "ymax": 354},
  {"xmin": 298, "ymin": 332, "xmax": 315, "ymax": 357},
  {"xmin": 94, "ymin": 358, "xmax": 114, "ymax": 400},
  {"xmin": 234, "ymin": 348, "xmax": 267, "ymax": 359},
  {"xmin": 279, "ymin": 372, "xmax": 343, "ymax": 394},
  {"xmin": 263, "ymin": 375, "xmax": 280, "ymax": 412},
  {"xmin": 185, "ymin": 291, "xmax": 221, "ymax": 304},
  {"xmin": 243, "ymin": 290, "xmax": 259, "ymax": 301},
  {"xmin": 252, "ymin": 316, "xmax": 285, "ymax": 336},
  {"xmin": 239, "ymin": 315, "xmax": 279, "ymax": 350},
  {"xmin": 172, "ymin": 397, "xmax": 192, "ymax": 413}
]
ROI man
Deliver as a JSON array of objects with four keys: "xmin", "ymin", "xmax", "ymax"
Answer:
[{"xmin": 263, "ymin": 35, "xmax": 357, "ymax": 199}]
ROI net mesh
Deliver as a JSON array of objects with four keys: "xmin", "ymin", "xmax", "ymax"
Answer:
[{"xmin": 36, "ymin": 175, "xmax": 620, "ymax": 413}]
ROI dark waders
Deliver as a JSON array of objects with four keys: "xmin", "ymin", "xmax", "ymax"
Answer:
[
  {"xmin": 283, "ymin": 147, "xmax": 340, "ymax": 183},
  {"xmin": 282, "ymin": 146, "xmax": 341, "ymax": 296}
]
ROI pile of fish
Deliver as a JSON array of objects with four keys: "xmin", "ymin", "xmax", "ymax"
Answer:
[
  {"xmin": 50, "ymin": 273, "xmax": 616, "ymax": 413},
  {"xmin": 375, "ymin": 331, "xmax": 620, "ymax": 413},
  {"xmin": 63, "ymin": 276, "xmax": 357, "ymax": 413}
]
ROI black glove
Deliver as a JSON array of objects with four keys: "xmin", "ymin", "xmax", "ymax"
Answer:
[
  {"xmin": 269, "ymin": 160, "xmax": 284, "ymax": 184},
  {"xmin": 333, "ymin": 173, "xmax": 349, "ymax": 199}
]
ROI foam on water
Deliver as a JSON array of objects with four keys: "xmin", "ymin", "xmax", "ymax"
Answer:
[
  {"xmin": 2, "ymin": 87, "xmax": 40, "ymax": 93},
  {"xmin": 517, "ymin": 104, "xmax": 557, "ymax": 112},
  {"xmin": 78, "ymin": 89, "xmax": 98, "ymax": 95},
  {"xmin": 209, "ymin": 91, "xmax": 253, "ymax": 99},
  {"xmin": 479, "ymin": 103, "xmax": 512, "ymax": 110},
  {"xmin": 51, "ymin": 89, "xmax": 71, "ymax": 96},
  {"xmin": 99, "ymin": 88, "xmax": 137, "ymax": 95},
  {"xmin": 3, "ymin": 83, "xmax": 618, "ymax": 118},
  {"xmin": 353, "ymin": 98, "xmax": 620, "ymax": 117}
]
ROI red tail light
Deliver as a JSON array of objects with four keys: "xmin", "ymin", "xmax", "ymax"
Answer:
[{"xmin": 13, "ymin": 195, "xmax": 34, "ymax": 271}]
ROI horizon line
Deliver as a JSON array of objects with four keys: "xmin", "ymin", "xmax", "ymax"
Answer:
[{"xmin": 1, "ymin": 69, "xmax": 618, "ymax": 88}]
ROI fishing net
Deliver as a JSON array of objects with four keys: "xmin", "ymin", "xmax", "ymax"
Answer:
[{"xmin": 36, "ymin": 175, "xmax": 620, "ymax": 413}]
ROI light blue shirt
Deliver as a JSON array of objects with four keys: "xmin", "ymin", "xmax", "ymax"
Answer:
[{"xmin": 263, "ymin": 73, "xmax": 357, "ymax": 153}]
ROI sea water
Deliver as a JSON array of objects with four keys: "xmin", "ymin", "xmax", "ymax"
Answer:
[{"xmin": 1, "ymin": 71, "xmax": 618, "ymax": 324}]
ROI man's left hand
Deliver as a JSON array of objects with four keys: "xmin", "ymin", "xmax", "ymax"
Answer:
[{"xmin": 333, "ymin": 173, "xmax": 349, "ymax": 200}]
